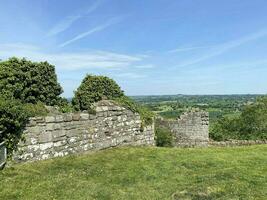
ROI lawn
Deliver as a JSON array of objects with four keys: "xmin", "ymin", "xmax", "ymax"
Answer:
[{"xmin": 0, "ymin": 145, "xmax": 266, "ymax": 200}]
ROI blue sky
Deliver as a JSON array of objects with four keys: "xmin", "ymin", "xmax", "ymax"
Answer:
[{"xmin": 1, "ymin": 0, "xmax": 267, "ymax": 97}]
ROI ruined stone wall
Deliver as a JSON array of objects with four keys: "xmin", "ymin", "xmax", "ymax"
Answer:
[
  {"xmin": 209, "ymin": 140, "xmax": 267, "ymax": 147},
  {"xmin": 14, "ymin": 100, "xmax": 154, "ymax": 162},
  {"xmin": 158, "ymin": 111, "xmax": 209, "ymax": 147}
]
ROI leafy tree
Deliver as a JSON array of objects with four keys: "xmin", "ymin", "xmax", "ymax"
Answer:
[
  {"xmin": 72, "ymin": 74, "xmax": 124, "ymax": 110},
  {"xmin": 0, "ymin": 57, "xmax": 63, "ymax": 105},
  {"xmin": 0, "ymin": 97, "xmax": 47, "ymax": 156},
  {"xmin": 210, "ymin": 97, "xmax": 267, "ymax": 141}
]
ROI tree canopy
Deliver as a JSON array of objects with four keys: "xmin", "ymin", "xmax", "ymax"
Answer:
[
  {"xmin": 72, "ymin": 74, "xmax": 124, "ymax": 110},
  {"xmin": 210, "ymin": 97, "xmax": 267, "ymax": 141},
  {"xmin": 0, "ymin": 57, "xmax": 63, "ymax": 105}
]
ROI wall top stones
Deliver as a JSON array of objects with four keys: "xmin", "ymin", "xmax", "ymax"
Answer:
[{"xmin": 28, "ymin": 100, "xmax": 139, "ymax": 126}]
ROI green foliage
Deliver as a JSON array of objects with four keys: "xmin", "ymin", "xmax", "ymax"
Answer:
[
  {"xmin": 23, "ymin": 102, "xmax": 48, "ymax": 117},
  {"xmin": 0, "ymin": 57, "xmax": 63, "ymax": 106},
  {"xmin": 0, "ymin": 98, "xmax": 28, "ymax": 155},
  {"xmin": 113, "ymin": 96, "xmax": 154, "ymax": 127},
  {"xmin": 210, "ymin": 97, "xmax": 267, "ymax": 141},
  {"xmin": 0, "ymin": 97, "xmax": 48, "ymax": 156},
  {"xmin": 209, "ymin": 117, "xmax": 240, "ymax": 141},
  {"xmin": 57, "ymin": 97, "xmax": 74, "ymax": 113},
  {"xmin": 72, "ymin": 74, "xmax": 124, "ymax": 111},
  {"xmin": 72, "ymin": 74, "xmax": 154, "ymax": 127},
  {"xmin": 155, "ymin": 126, "xmax": 173, "ymax": 147}
]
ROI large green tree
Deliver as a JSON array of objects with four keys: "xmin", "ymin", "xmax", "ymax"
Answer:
[{"xmin": 0, "ymin": 57, "xmax": 63, "ymax": 105}]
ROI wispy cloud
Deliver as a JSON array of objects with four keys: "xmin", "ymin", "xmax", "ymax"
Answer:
[
  {"xmin": 46, "ymin": 0, "xmax": 102, "ymax": 37},
  {"xmin": 59, "ymin": 17, "xmax": 123, "ymax": 47},
  {"xmin": 167, "ymin": 45, "xmax": 214, "ymax": 53},
  {"xmin": 175, "ymin": 29, "xmax": 267, "ymax": 68},
  {"xmin": 134, "ymin": 64, "xmax": 154, "ymax": 69},
  {"xmin": 114, "ymin": 72, "xmax": 147, "ymax": 79},
  {"xmin": 207, "ymin": 59, "xmax": 267, "ymax": 72},
  {"xmin": 0, "ymin": 43, "xmax": 143, "ymax": 71}
]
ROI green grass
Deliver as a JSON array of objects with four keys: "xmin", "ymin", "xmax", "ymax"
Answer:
[{"xmin": 1, "ymin": 146, "xmax": 267, "ymax": 200}]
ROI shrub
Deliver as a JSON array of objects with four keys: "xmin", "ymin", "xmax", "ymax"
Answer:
[
  {"xmin": 23, "ymin": 102, "xmax": 48, "ymax": 117},
  {"xmin": 72, "ymin": 75, "xmax": 124, "ymax": 111},
  {"xmin": 57, "ymin": 97, "xmax": 74, "ymax": 113},
  {"xmin": 209, "ymin": 117, "xmax": 241, "ymax": 141},
  {"xmin": 210, "ymin": 97, "xmax": 267, "ymax": 141},
  {"xmin": 0, "ymin": 97, "xmax": 48, "ymax": 156},
  {"xmin": 155, "ymin": 126, "xmax": 173, "ymax": 147},
  {"xmin": 0, "ymin": 57, "xmax": 63, "ymax": 106},
  {"xmin": 0, "ymin": 98, "xmax": 29, "ymax": 156}
]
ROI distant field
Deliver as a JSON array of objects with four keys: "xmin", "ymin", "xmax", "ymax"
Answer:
[
  {"xmin": 132, "ymin": 94, "xmax": 261, "ymax": 127},
  {"xmin": 1, "ymin": 146, "xmax": 266, "ymax": 199}
]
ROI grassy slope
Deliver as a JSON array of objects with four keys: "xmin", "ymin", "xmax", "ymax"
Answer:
[{"xmin": 0, "ymin": 146, "xmax": 266, "ymax": 200}]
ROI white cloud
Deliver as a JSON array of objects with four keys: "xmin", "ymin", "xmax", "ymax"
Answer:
[
  {"xmin": 175, "ymin": 29, "xmax": 267, "ymax": 67},
  {"xmin": 0, "ymin": 43, "xmax": 143, "ymax": 71},
  {"xmin": 134, "ymin": 64, "xmax": 154, "ymax": 69},
  {"xmin": 167, "ymin": 45, "xmax": 214, "ymax": 53},
  {"xmin": 59, "ymin": 17, "xmax": 123, "ymax": 47},
  {"xmin": 114, "ymin": 72, "xmax": 147, "ymax": 79},
  {"xmin": 46, "ymin": 0, "xmax": 102, "ymax": 37}
]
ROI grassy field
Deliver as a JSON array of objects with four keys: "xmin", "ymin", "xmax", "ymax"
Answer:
[{"xmin": 0, "ymin": 146, "xmax": 266, "ymax": 200}]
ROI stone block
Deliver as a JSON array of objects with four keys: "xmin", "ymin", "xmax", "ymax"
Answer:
[
  {"xmin": 53, "ymin": 130, "xmax": 66, "ymax": 139},
  {"xmin": 46, "ymin": 123, "xmax": 55, "ymax": 131},
  {"xmin": 96, "ymin": 111, "xmax": 104, "ymax": 117},
  {"xmin": 95, "ymin": 107, "xmax": 103, "ymax": 112},
  {"xmin": 35, "ymin": 117, "xmax": 45, "ymax": 123},
  {"xmin": 89, "ymin": 114, "xmax": 96, "ymax": 120},
  {"xmin": 39, "ymin": 142, "xmax": 53, "ymax": 151},
  {"xmin": 45, "ymin": 116, "xmax": 55, "ymax": 123},
  {"xmin": 63, "ymin": 114, "xmax": 73, "ymax": 122},
  {"xmin": 72, "ymin": 113, "xmax": 81, "ymax": 121},
  {"xmin": 39, "ymin": 132, "xmax": 53, "ymax": 143},
  {"xmin": 27, "ymin": 118, "xmax": 37, "ymax": 127},
  {"xmin": 80, "ymin": 113, "xmax": 89, "ymax": 121},
  {"xmin": 55, "ymin": 115, "xmax": 64, "ymax": 122},
  {"xmin": 53, "ymin": 140, "xmax": 67, "ymax": 147}
]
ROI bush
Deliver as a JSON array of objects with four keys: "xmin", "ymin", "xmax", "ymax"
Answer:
[
  {"xmin": 209, "ymin": 117, "xmax": 241, "ymax": 141},
  {"xmin": 72, "ymin": 75, "xmax": 124, "ymax": 111},
  {"xmin": 23, "ymin": 102, "xmax": 48, "ymax": 117},
  {"xmin": 0, "ymin": 57, "xmax": 63, "ymax": 106},
  {"xmin": 0, "ymin": 97, "xmax": 48, "ymax": 156},
  {"xmin": 210, "ymin": 97, "xmax": 267, "ymax": 141},
  {"xmin": 57, "ymin": 97, "xmax": 74, "ymax": 113},
  {"xmin": 155, "ymin": 126, "xmax": 173, "ymax": 147},
  {"xmin": 0, "ymin": 98, "xmax": 29, "ymax": 156}
]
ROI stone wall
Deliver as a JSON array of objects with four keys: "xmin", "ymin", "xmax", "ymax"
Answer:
[
  {"xmin": 14, "ymin": 100, "xmax": 155, "ymax": 162},
  {"xmin": 209, "ymin": 140, "xmax": 267, "ymax": 147},
  {"xmin": 158, "ymin": 111, "xmax": 209, "ymax": 146}
]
